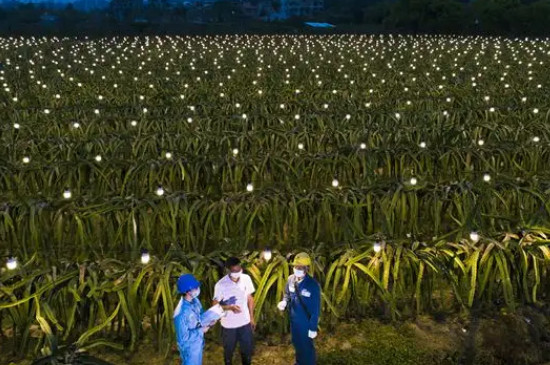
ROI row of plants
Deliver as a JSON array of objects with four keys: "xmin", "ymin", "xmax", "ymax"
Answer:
[{"xmin": 2, "ymin": 228, "xmax": 550, "ymax": 360}]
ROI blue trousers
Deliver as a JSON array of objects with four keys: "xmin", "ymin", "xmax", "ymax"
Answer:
[
  {"xmin": 180, "ymin": 343, "xmax": 203, "ymax": 365},
  {"xmin": 291, "ymin": 321, "xmax": 316, "ymax": 365},
  {"xmin": 222, "ymin": 323, "xmax": 254, "ymax": 365}
]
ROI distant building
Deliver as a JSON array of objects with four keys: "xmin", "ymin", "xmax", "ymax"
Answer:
[
  {"xmin": 242, "ymin": 0, "xmax": 324, "ymax": 20},
  {"xmin": 172, "ymin": 0, "xmax": 324, "ymax": 20},
  {"xmin": 40, "ymin": 12, "xmax": 59, "ymax": 22},
  {"xmin": 110, "ymin": 0, "xmax": 144, "ymax": 20},
  {"xmin": 73, "ymin": 0, "xmax": 110, "ymax": 12}
]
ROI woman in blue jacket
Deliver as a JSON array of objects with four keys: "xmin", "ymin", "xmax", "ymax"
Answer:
[{"xmin": 173, "ymin": 273, "xmax": 213, "ymax": 365}]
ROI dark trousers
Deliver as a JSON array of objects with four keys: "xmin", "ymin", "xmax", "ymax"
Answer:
[{"xmin": 222, "ymin": 323, "xmax": 254, "ymax": 365}]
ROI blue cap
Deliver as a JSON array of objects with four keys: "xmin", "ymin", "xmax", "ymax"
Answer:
[{"xmin": 177, "ymin": 273, "xmax": 200, "ymax": 294}]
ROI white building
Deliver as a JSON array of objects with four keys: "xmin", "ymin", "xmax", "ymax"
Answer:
[{"xmin": 242, "ymin": 0, "xmax": 324, "ymax": 20}]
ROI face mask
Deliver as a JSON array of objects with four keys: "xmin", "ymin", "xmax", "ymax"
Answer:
[
  {"xmin": 189, "ymin": 288, "xmax": 201, "ymax": 299},
  {"xmin": 293, "ymin": 268, "xmax": 305, "ymax": 278},
  {"xmin": 230, "ymin": 270, "xmax": 242, "ymax": 280}
]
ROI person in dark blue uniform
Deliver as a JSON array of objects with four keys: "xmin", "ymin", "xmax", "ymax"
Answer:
[{"xmin": 277, "ymin": 252, "xmax": 321, "ymax": 365}]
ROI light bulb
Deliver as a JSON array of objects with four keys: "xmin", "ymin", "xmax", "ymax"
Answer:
[
  {"xmin": 469, "ymin": 232, "xmax": 480, "ymax": 243},
  {"xmin": 72, "ymin": 122, "xmax": 80, "ymax": 129},
  {"xmin": 6, "ymin": 257, "xmax": 17, "ymax": 270},
  {"xmin": 246, "ymin": 183, "xmax": 254, "ymax": 192},
  {"xmin": 360, "ymin": 143, "xmax": 366, "ymax": 150},
  {"xmin": 373, "ymin": 242, "xmax": 382, "ymax": 253},
  {"xmin": 155, "ymin": 187, "xmax": 165, "ymax": 196},
  {"xmin": 332, "ymin": 179, "xmax": 339, "ymax": 187},
  {"xmin": 419, "ymin": 142, "xmax": 426, "ymax": 148},
  {"xmin": 63, "ymin": 189, "xmax": 72, "ymax": 199},
  {"xmin": 532, "ymin": 136, "xmax": 540, "ymax": 143},
  {"xmin": 262, "ymin": 249, "xmax": 272, "ymax": 262},
  {"xmin": 13, "ymin": 123, "xmax": 20, "ymax": 129},
  {"xmin": 165, "ymin": 152, "xmax": 172, "ymax": 160},
  {"xmin": 95, "ymin": 155, "xmax": 102, "ymax": 162},
  {"xmin": 477, "ymin": 139, "xmax": 485, "ymax": 146},
  {"xmin": 232, "ymin": 148, "xmax": 239, "ymax": 156},
  {"xmin": 131, "ymin": 121, "xmax": 138, "ymax": 127},
  {"xmin": 298, "ymin": 143, "xmax": 304, "ymax": 150},
  {"xmin": 141, "ymin": 251, "xmax": 151, "ymax": 264},
  {"xmin": 483, "ymin": 173, "xmax": 491, "ymax": 182},
  {"xmin": 410, "ymin": 177, "xmax": 418, "ymax": 185},
  {"xmin": 22, "ymin": 157, "xmax": 30, "ymax": 164}
]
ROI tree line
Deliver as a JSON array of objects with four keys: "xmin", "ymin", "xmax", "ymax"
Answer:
[{"xmin": 0, "ymin": 0, "xmax": 549, "ymax": 37}]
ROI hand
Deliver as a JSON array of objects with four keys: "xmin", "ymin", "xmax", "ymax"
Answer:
[
  {"xmin": 277, "ymin": 300, "xmax": 287, "ymax": 311},
  {"xmin": 230, "ymin": 305, "xmax": 242, "ymax": 313},
  {"xmin": 250, "ymin": 320, "xmax": 256, "ymax": 331},
  {"xmin": 308, "ymin": 330, "xmax": 317, "ymax": 339}
]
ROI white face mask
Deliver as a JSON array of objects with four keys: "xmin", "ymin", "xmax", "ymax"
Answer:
[
  {"xmin": 230, "ymin": 270, "xmax": 242, "ymax": 280},
  {"xmin": 189, "ymin": 288, "xmax": 201, "ymax": 299},
  {"xmin": 293, "ymin": 268, "xmax": 305, "ymax": 278}
]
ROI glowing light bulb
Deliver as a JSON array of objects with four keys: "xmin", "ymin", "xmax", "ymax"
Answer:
[
  {"xmin": 95, "ymin": 155, "xmax": 102, "ymax": 162},
  {"xmin": 360, "ymin": 143, "xmax": 366, "ymax": 149},
  {"xmin": 63, "ymin": 189, "xmax": 72, "ymax": 199},
  {"xmin": 483, "ymin": 173, "xmax": 491, "ymax": 182},
  {"xmin": 131, "ymin": 121, "xmax": 138, "ymax": 127},
  {"xmin": 419, "ymin": 142, "xmax": 426, "ymax": 148},
  {"xmin": 373, "ymin": 242, "xmax": 382, "ymax": 253},
  {"xmin": 533, "ymin": 136, "xmax": 540, "ymax": 143},
  {"xmin": 478, "ymin": 139, "xmax": 485, "ymax": 146},
  {"xmin": 165, "ymin": 152, "xmax": 172, "ymax": 160},
  {"xmin": 298, "ymin": 143, "xmax": 304, "ymax": 150},
  {"xmin": 232, "ymin": 148, "xmax": 239, "ymax": 156},
  {"xmin": 141, "ymin": 251, "xmax": 151, "ymax": 264},
  {"xmin": 332, "ymin": 179, "xmax": 339, "ymax": 187},
  {"xmin": 469, "ymin": 232, "xmax": 480, "ymax": 243},
  {"xmin": 410, "ymin": 177, "xmax": 418, "ymax": 185},
  {"xmin": 262, "ymin": 249, "xmax": 272, "ymax": 262},
  {"xmin": 246, "ymin": 183, "xmax": 254, "ymax": 192},
  {"xmin": 72, "ymin": 122, "xmax": 80, "ymax": 129},
  {"xmin": 13, "ymin": 123, "xmax": 20, "ymax": 129},
  {"xmin": 22, "ymin": 157, "xmax": 30, "ymax": 164},
  {"xmin": 155, "ymin": 186, "xmax": 165, "ymax": 196},
  {"xmin": 6, "ymin": 257, "xmax": 17, "ymax": 270}
]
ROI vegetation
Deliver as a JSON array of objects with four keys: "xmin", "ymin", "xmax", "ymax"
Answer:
[
  {"xmin": 3, "ymin": 0, "xmax": 550, "ymax": 36},
  {"xmin": 1, "ymin": 34, "xmax": 550, "ymax": 362}
]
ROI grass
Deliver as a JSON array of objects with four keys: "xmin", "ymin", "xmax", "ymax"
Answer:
[{"xmin": 7, "ymin": 312, "xmax": 550, "ymax": 365}]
